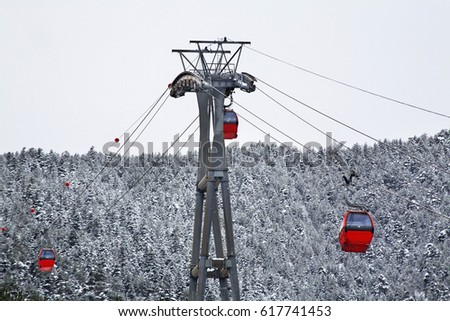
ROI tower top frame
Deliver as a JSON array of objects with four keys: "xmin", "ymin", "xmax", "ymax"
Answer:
[
  {"xmin": 170, "ymin": 38, "xmax": 255, "ymax": 98},
  {"xmin": 172, "ymin": 37, "xmax": 251, "ymax": 78}
]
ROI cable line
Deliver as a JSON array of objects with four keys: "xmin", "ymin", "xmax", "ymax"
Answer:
[
  {"xmin": 235, "ymin": 101, "xmax": 311, "ymax": 152},
  {"xmin": 175, "ymin": 56, "xmax": 448, "ymax": 220},
  {"xmin": 121, "ymin": 94, "xmax": 170, "ymax": 157},
  {"xmin": 203, "ymin": 86, "xmax": 312, "ymax": 152},
  {"xmin": 74, "ymin": 87, "xmax": 169, "ymax": 203},
  {"xmin": 104, "ymin": 88, "xmax": 169, "ymax": 169},
  {"xmin": 237, "ymin": 113, "xmax": 294, "ymax": 151},
  {"xmin": 106, "ymin": 115, "xmax": 199, "ymax": 212},
  {"xmin": 240, "ymin": 94, "xmax": 448, "ymax": 219},
  {"xmin": 245, "ymin": 45, "xmax": 450, "ymax": 119},
  {"xmin": 121, "ymin": 87, "xmax": 170, "ymax": 139},
  {"xmin": 256, "ymin": 76, "xmax": 450, "ymax": 175},
  {"xmin": 206, "ymin": 80, "xmax": 448, "ymax": 219},
  {"xmin": 376, "ymin": 185, "xmax": 448, "ymax": 220},
  {"xmin": 46, "ymin": 87, "xmax": 170, "ymax": 235},
  {"xmin": 256, "ymin": 86, "xmax": 349, "ymax": 151}
]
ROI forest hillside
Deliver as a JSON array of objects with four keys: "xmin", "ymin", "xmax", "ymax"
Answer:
[{"xmin": 1, "ymin": 130, "xmax": 449, "ymax": 300}]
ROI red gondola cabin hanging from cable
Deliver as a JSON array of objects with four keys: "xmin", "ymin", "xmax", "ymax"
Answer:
[
  {"xmin": 38, "ymin": 248, "xmax": 56, "ymax": 272},
  {"xmin": 339, "ymin": 210, "xmax": 374, "ymax": 253},
  {"xmin": 223, "ymin": 110, "xmax": 238, "ymax": 139}
]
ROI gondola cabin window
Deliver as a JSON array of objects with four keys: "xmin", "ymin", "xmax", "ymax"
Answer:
[{"xmin": 346, "ymin": 212, "xmax": 373, "ymax": 230}]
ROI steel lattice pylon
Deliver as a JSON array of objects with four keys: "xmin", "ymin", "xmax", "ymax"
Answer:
[{"xmin": 170, "ymin": 38, "xmax": 256, "ymax": 300}]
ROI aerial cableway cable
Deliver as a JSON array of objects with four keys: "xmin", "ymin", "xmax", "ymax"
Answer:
[
  {"xmin": 49, "ymin": 118, "xmax": 200, "ymax": 257},
  {"xmin": 106, "ymin": 115, "xmax": 200, "ymax": 212},
  {"xmin": 253, "ymin": 80, "xmax": 448, "ymax": 219},
  {"xmin": 204, "ymin": 90, "xmax": 312, "ymax": 152},
  {"xmin": 237, "ymin": 113, "xmax": 293, "ymax": 151},
  {"xmin": 122, "ymin": 93, "xmax": 171, "ymax": 156},
  {"xmin": 68, "ymin": 122, "xmax": 200, "ymax": 242},
  {"xmin": 121, "ymin": 87, "xmax": 171, "ymax": 141},
  {"xmin": 255, "ymin": 76, "xmax": 450, "ymax": 175},
  {"xmin": 206, "ymin": 81, "xmax": 449, "ymax": 220},
  {"xmin": 256, "ymin": 86, "xmax": 350, "ymax": 152},
  {"xmin": 256, "ymin": 84, "xmax": 450, "ymax": 201},
  {"xmin": 260, "ymin": 92, "xmax": 448, "ymax": 219},
  {"xmin": 74, "ymin": 87, "xmax": 170, "ymax": 203},
  {"xmin": 375, "ymin": 185, "xmax": 448, "ymax": 220},
  {"xmin": 177, "ymin": 58, "xmax": 448, "ymax": 221},
  {"xmin": 101, "ymin": 87, "xmax": 170, "ymax": 169},
  {"xmin": 245, "ymin": 45, "xmax": 450, "ymax": 119},
  {"xmin": 164, "ymin": 129, "xmax": 200, "ymax": 183},
  {"xmin": 41, "ymin": 119, "xmax": 200, "ymax": 269},
  {"xmin": 104, "ymin": 92, "xmax": 170, "ymax": 172},
  {"xmin": 46, "ymin": 87, "xmax": 170, "ymax": 235},
  {"xmin": 223, "ymin": 96, "xmax": 312, "ymax": 152},
  {"xmin": 258, "ymin": 87, "xmax": 449, "ymax": 219}
]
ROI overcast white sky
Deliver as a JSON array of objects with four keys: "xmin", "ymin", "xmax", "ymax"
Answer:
[{"xmin": 1, "ymin": 0, "xmax": 449, "ymax": 155}]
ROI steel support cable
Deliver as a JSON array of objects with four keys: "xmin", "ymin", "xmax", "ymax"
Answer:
[
  {"xmin": 235, "ymin": 102, "xmax": 312, "ymax": 152},
  {"xmin": 182, "ymin": 51, "xmax": 448, "ymax": 219},
  {"xmin": 121, "ymin": 87, "xmax": 171, "ymax": 140},
  {"xmin": 238, "ymin": 102, "xmax": 448, "ymax": 220},
  {"xmin": 74, "ymin": 88, "xmax": 169, "ymax": 203},
  {"xmin": 102, "ymin": 93, "xmax": 171, "ymax": 174},
  {"xmin": 245, "ymin": 45, "xmax": 450, "ymax": 119},
  {"xmin": 256, "ymin": 85, "xmax": 360, "ymax": 178},
  {"xmin": 164, "ymin": 127, "xmax": 200, "ymax": 189},
  {"xmin": 242, "ymin": 94, "xmax": 447, "ymax": 219},
  {"xmin": 122, "ymin": 94, "xmax": 170, "ymax": 157},
  {"xmin": 204, "ymin": 86, "xmax": 313, "ymax": 152},
  {"xmin": 256, "ymin": 76, "xmax": 450, "ymax": 175},
  {"xmin": 257, "ymin": 87, "xmax": 350, "ymax": 151},
  {"xmin": 258, "ymin": 84, "xmax": 425, "ymax": 189},
  {"xmin": 47, "ymin": 125, "xmax": 200, "ymax": 253},
  {"xmin": 341, "ymin": 164, "xmax": 448, "ymax": 219},
  {"xmin": 204, "ymin": 92, "xmax": 300, "ymax": 155},
  {"xmin": 376, "ymin": 185, "xmax": 448, "ymax": 220},
  {"xmin": 258, "ymin": 84, "xmax": 450, "ymax": 219},
  {"xmin": 46, "ymin": 88, "xmax": 170, "ymax": 235},
  {"xmin": 106, "ymin": 115, "xmax": 200, "ymax": 212},
  {"xmin": 107, "ymin": 87, "xmax": 170, "ymax": 165},
  {"xmin": 237, "ymin": 113, "xmax": 294, "ymax": 151},
  {"xmin": 206, "ymin": 80, "xmax": 448, "ymax": 219}
]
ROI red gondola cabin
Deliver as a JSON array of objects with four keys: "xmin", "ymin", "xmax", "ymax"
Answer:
[
  {"xmin": 223, "ymin": 110, "xmax": 238, "ymax": 139},
  {"xmin": 38, "ymin": 248, "xmax": 56, "ymax": 272},
  {"xmin": 339, "ymin": 210, "xmax": 374, "ymax": 253}
]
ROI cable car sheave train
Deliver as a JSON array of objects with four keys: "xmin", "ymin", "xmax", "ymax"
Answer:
[{"xmin": 339, "ymin": 210, "xmax": 374, "ymax": 253}]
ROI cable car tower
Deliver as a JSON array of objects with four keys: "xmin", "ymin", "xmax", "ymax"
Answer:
[{"xmin": 170, "ymin": 38, "xmax": 256, "ymax": 300}]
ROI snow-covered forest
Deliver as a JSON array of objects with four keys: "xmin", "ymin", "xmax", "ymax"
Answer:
[{"xmin": 1, "ymin": 129, "xmax": 449, "ymax": 301}]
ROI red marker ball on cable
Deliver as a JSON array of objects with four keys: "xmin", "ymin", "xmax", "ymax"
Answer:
[
  {"xmin": 115, "ymin": 137, "xmax": 120, "ymax": 143},
  {"xmin": 65, "ymin": 181, "xmax": 70, "ymax": 187}
]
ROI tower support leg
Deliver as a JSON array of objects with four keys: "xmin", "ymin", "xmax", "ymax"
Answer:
[{"xmin": 189, "ymin": 88, "xmax": 240, "ymax": 300}]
